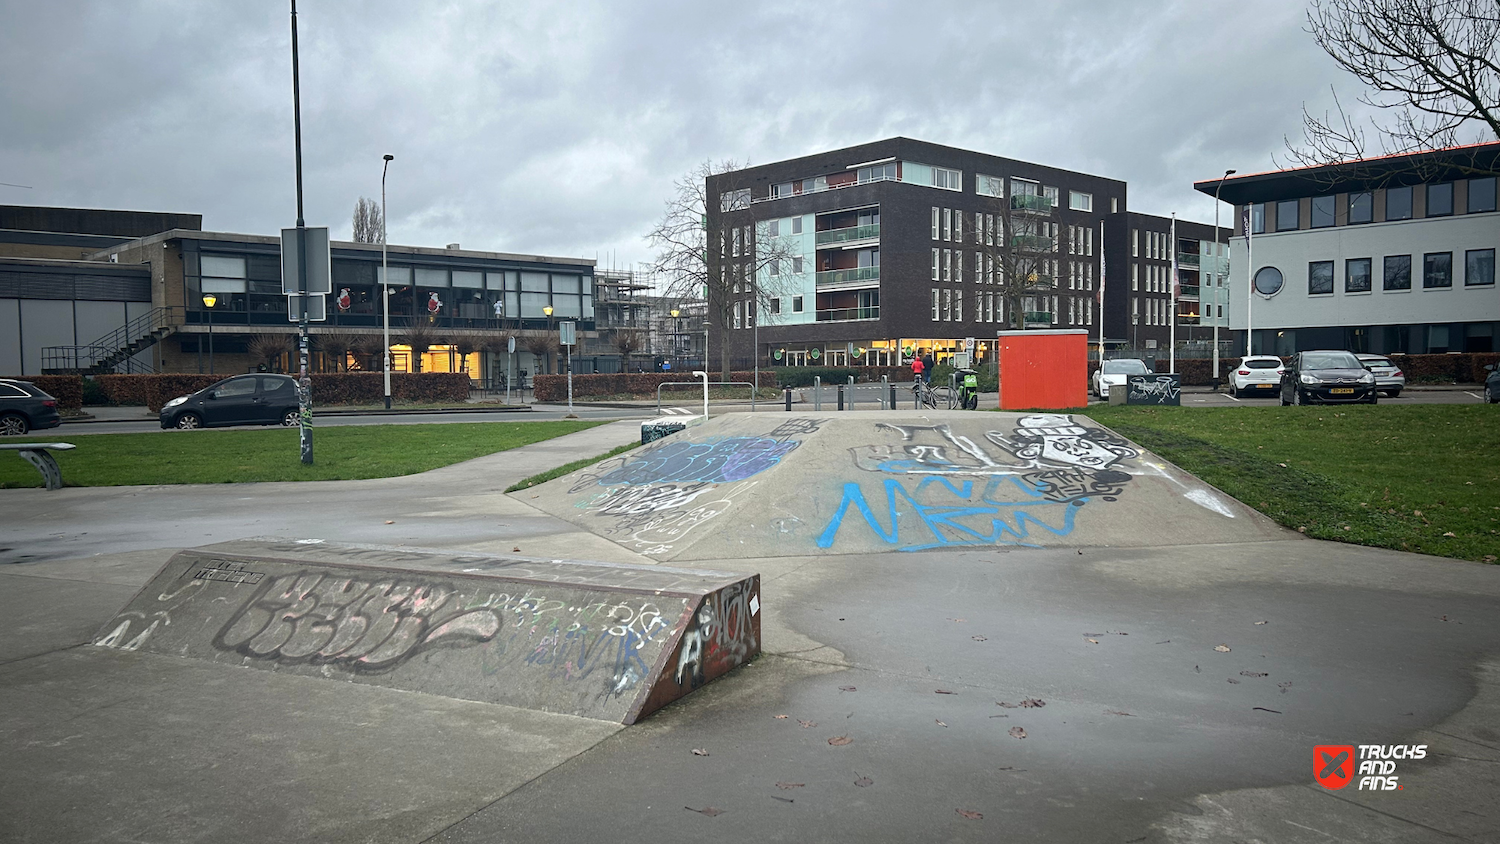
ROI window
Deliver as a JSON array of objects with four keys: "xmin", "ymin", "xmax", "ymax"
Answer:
[
  {"xmin": 955, "ymin": 251, "xmax": 962, "ymax": 283},
  {"xmin": 1385, "ymin": 186, "xmax": 1413, "ymax": 220},
  {"xmin": 954, "ymin": 290, "xmax": 961, "ymax": 321},
  {"xmin": 1423, "ymin": 252, "xmax": 1452, "ymax": 288},
  {"xmin": 1131, "ymin": 263, "xmax": 1138, "ymax": 291},
  {"xmin": 975, "ymin": 251, "xmax": 982, "ymax": 282},
  {"xmin": 769, "ymin": 298, "xmax": 781, "ymax": 315},
  {"xmin": 792, "ymin": 296, "xmax": 803, "ymax": 313},
  {"xmin": 1251, "ymin": 203, "xmax": 1266, "ymax": 234},
  {"xmin": 1111, "ymin": 197, "xmax": 1119, "ymax": 213},
  {"xmin": 943, "ymin": 288, "xmax": 952, "ymax": 321},
  {"xmin": 1311, "ymin": 196, "xmax": 1335, "ymax": 228},
  {"xmin": 1383, "ymin": 255, "xmax": 1411, "ymax": 290},
  {"xmin": 858, "ymin": 162, "xmax": 898, "ymax": 183},
  {"xmin": 932, "ymin": 167, "xmax": 962, "ymax": 190},
  {"xmin": 977, "ymin": 174, "xmax": 1003, "ymax": 197},
  {"xmin": 791, "ymin": 216, "xmax": 803, "ymax": 234},
  {"xmin": 932, "ymin": 207, "xmax": 940, "ymax": 239},
  {"xmin": 1253, "ymin": 266, "xmax": 1284, "ymax": 296},
  {"xmin": 1131, "ymin": 228, "xmax": 1139, "ymax": 256},
  {"xmin": 1427, "ymin": 183, "xmax": 1453, "ymax": 216},
  {"xmin": 1468, "ymin": 177, "xmax": 1497, "ymax": 213},
  {"xmin": 1044, "ymin": 186, "xmax": 1059, "ymax": 208},
  {"xmin": 733, "ymin": 301, "xmax": 742, "ymax": 329},
  {"xmin": 769, "ymin": 259, "xmax": 781, "ymax": 277},
  {"xmin": 1069, "ymin": 191, "xmax": 1093, "ymax": 212},
  {"xmin": 931, "ymin": 288, "xmax": 940, "ymax": 320},
  {"xmin": 771, "ymin": 182, "xmax": 793, "ymax": 199},
  {"xmin": 765, "ymin": 219, "xmax": 780, "ymax": 237},
  {"xmin": 732, "ymin": 228, "xmax": 742, "ymax": 257},
  {"xmin": 931, "ymin": 248, "xmax": 939, "ymax": 280},
  {"xmin": 201, "ymin": 255, "xmax": 247, "ymax": 293},
  {"xmin": 1345, "ymin": 258, "xmax": 1372, "ymax": 293},
  {"xmin": 720, "ymin": 189, "xmax": 750, "ymax": 211},
  {"xmin": 943, "ymin": 208, "xmax": 951, "ymax": 241},
  {"xmin": 1466, "ymin": 249, "xmax": 1495, "ymax": 286},
  {"xmin": 944, "ymin": 249, "xmax": 951, "ymax": 282},
  {"xmin": 1309, "ymin": 261, "xmax": 1334, "ymax": 294},
  {"xmin": 1085, "ymin": 227, "xmax": 1092, "ymax": 256},
  {"xmin": 1348, "ymin": 192, "xmax": 1372, "ymax": 224},
  {"xmin": 1276, "ymin": 200, "xmax": 1299, "ymax": 231},
  {"xmin": 986, "ymin": 214, "xmax": 994, "ymax": 246},
  {"xmin": 792, "ymin": 256, "xmax": 803, "ymax": 274}
]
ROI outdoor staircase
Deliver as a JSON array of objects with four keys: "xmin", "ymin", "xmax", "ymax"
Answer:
[{"xmin": 41, "ymin": 307, "xmax": 183, "ymax": 375}]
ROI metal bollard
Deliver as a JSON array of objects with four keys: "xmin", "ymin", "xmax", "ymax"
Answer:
[
  {"xmin": 814, "ymin": 376, "xmax": 821, "ymax": 411},
  {"xmin": 891, "ymin": 383, "xmax": 898, "ymax": 409},
  {"xmin": 784, "ymin": 387, "xmax": 792, "ymax": 411},
  {"xmin": 847, "ymin": 376, "xmax": 856, "ymax": 409},
  {"xmin": 837, "ymin": 385, "xmax": 845, "ymax": 411},
  {"xmin": 881, "ymin": 375, "xmax": 889, "ymax": 409}
]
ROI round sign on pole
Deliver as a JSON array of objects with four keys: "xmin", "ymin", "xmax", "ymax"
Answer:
[{"xmin": 507, "ymin": 337, "xmax": 516, "ymax": 354}]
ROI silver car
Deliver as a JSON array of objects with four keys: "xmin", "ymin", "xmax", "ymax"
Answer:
[{"xmin": 1355, "ymin": 354, "xmax": 1405, "ymax": 397}]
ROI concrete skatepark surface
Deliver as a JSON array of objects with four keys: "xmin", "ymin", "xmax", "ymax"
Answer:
[{"xmin": 3, "ymin": 414, "xmax": 1498, "ymax": 843}]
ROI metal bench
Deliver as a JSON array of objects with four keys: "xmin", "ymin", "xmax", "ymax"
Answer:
[{"xmin": 0, "ymin": 443, "xmax": 76, "ymax": 490}]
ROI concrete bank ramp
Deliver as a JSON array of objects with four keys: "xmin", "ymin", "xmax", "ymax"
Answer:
[
  {"xmin": 91, "ymin": 539, "xmax": 760, "ymax": 724},
  {"xmin": 519, "ymin": 411, "xmax": 1288, "ymax": 561}
]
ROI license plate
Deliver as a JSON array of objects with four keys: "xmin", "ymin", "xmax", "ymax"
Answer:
[
  {"xmin": 1257, "ymin": 384, "xmax": 1275, "ymax": 390},
  {"xmin": 1330, "ymin": 387, "xmax": 1355, "ymax": 395}
]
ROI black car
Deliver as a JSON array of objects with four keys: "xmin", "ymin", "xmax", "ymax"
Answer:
[
  {"xmin": 1280, "ymin": 350, "xmax": 1379, "ymax": 405},
  {"xmin": 159, "ymin": 374, "xmax": 302, "ymax": 429},
  {"xmin": 1485, "ymin": 364, "xmax": 1499, "ymax": 404},
  {"xmin": 0, "ymin": 378, "xmax": 62, "ymax": 435}
]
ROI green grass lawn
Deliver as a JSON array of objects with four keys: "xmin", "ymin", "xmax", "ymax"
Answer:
[
  {"xmin": 1084, "ymin": 404, "xmax": 1500, "ymax": 563},
  {"xmin": 0, "ymin": 420, "xmax": 604, "ymax": 488}
]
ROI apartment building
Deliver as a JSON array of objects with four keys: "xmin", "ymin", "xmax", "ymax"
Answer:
[
  {"xmin": 705, "ymin": 138, "xmax": 1126, "ymax": 368},
  {"xmin": 1102, "ymin": 213, "xmax": 1231, "ymax": 353},
  {"xmin": 1196, "ymin": 141, "xmax": 1500, "ymax": 355}
]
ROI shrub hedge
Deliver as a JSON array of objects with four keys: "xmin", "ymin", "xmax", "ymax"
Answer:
[
  {"xmin": 1083, "ymin": 352, "xmax": 1500, "ymax": 387},
  {"xmin": 94, "ymin": 372, "xmax": 471, "ymax": 411},
  {"xmin": 6, "ymin": 375, "xmax": 84, "ymax": 410}
]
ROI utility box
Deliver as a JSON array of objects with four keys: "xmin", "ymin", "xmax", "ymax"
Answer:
[
  {"xmin": 1108, "ymin": 384, "xmax": 1127, "ymax": 405},
  {"xmin": 997, "ymin": 329, "xmax": 1090, "ymax": 410}
]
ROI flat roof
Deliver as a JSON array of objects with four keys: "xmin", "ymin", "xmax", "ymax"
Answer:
[
  {"xmin": 1193, "ymin": 141, "xmax": 1500, "ymax": 205},
  {"xmin": 94, "ymin": 229, "xmax": 595, "ymax": 269}
]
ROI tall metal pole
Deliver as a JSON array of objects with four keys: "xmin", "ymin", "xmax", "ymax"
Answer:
[
  {"xmin": 290, "ymin": 0, "xmax": 312, "ymax": 464},
  {"xmin": 751, "ymin": 277, "xmax": 759, "ymax": 408},
  {"xmin": 1245, "ymin": 205, "xmax": 1254, "ymax": 357},
  {"xmin": 1212, "ymin": 169, "xmax": 1234, "ymax": 381},
  {"xmin": 1169, "ymin": 213, "xmax": 1178, "ymax": 374},
  {"xmin": 205, "ymin": 299, "xmax": 214, "ymax": 375},
  {"xmin": 381, "ymin": 154, "xmax": 393, "ymax": 410}
]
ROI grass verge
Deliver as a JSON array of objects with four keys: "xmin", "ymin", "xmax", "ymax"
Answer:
[
  {"xmin": 505, "ymin": 441, "xmax": 642, "ymax": 493},
  {"xmin": 0, "ymin": 420, "xmax": 604, "ymax": 487},
  {"xmin": 1083, "ymin": 404, "xmax": 1499, "ymax": 563}
]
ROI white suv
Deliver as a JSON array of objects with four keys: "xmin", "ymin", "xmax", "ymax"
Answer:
[{"xmin": 1227, "ymin": 355, "xmax": 1285, "ymax": 398}]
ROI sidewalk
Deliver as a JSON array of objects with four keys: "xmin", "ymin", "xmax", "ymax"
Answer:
[{"xmin": 63, "ymin": 402, "xmax": 534, "ymax": 423}]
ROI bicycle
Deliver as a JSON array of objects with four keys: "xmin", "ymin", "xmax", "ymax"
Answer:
[{"xmin": 912, "ymin": 379, "xmax": 940, "ymax": 409}]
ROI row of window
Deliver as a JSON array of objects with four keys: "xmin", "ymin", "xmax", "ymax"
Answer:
[
  {"xmin": 1133, "ymin": 296, "xmax": 1173, "ymax": 326},
  {"xmin": 1250, "ymin": 178, "xmax": 1497, "ymax": 233},
  {"xmin": 1253, "ymin": 249, "xmax": 1495, "ymax": 296},
  {"xmin": 1066, "ymin": 224, "xmax": 1095, "ymax": 257},
  {"xmin": 1132, "ymin": 229, "xmax": 1172, "ymax": 260},
  {"xmin": 1132, "ymin": 263, "xmax": 1174, "ymax": 294},
  {"xmin": 742, "ymin": 161, "xmax": 1106, "ymax": 212},
  {"xmin": 930, "ymin": 248, "xmax": 1062, "ymax": 284}
]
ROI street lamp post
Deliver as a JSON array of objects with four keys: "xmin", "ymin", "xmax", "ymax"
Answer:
[
  {"xmin": 669, "ymin": 307, "xmax": 680, "ymax": 370},
  {"xmin": 381, "ymin": 153, "xmax": 394, "ymax": 410},
  {"xmin": 703, "ymin": 318, "xmax": 710, "ymax": 374},
  {"xmin": 202, "ymin": 294, "xmax": 216, "ymax": 374},
  {"xmin": 543, "ymin": 305, "xmax": 554, "ymax": 375},
  {"xmin": 1212, "ymin": 168, "xmax": 1235, "ymax": 384}
]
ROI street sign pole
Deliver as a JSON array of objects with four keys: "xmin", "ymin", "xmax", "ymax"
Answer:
[
  {"xmin": 560, "ymin": 321, "xmax": 577, "ymax": 418},
  {"xmin": 290, "ymin": 0, "xmax": 312, "ymax": 465},
  {"xmin": 507, "ymin": 336, "xmax": 516, "ymax": 405}
]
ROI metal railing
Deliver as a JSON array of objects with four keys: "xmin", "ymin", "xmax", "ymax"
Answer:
[
  {"xmin": 815, "ymin": 266, "xmax": 880, "ymax": 286},
  {"xmin": 1010, "ymin": 194, "xmax": 1052, "ymax": 213},
  {"xmin": 753, "ymin": 173, "xmax": 900, "ymax": 204},
  {"xmin": 656, "ymin": 380, "xmax": 758, "ymax": 414},
  {"xmin": 815, "ymin": 223, "xmax": 880, "ymax": 246},
  {"xmin": 816, "ymin": 306, "xmax": 880, "ymax": 322},
  {"xmin": 41, "ymin": 306, "xmax": 183, "ymax": 373},
  {"xmin": 1010, "ymin": 234, "xmax": 1055, "ymax": 252}
]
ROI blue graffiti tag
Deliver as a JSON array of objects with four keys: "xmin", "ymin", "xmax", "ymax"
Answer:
[
  {"xmin": 816, "ymin": 475, "xmax": 1084, "ymax": 551},
  {"xmin": 596, "ymin": 436, "xmax": 798, "ymax": 486}
]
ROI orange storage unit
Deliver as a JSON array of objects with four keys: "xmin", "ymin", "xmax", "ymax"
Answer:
[{"xmin": 997, "ymin": 329, "xmax": 1089, "ymax": 410}]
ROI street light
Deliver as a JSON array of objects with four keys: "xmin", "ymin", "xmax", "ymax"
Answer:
[
  {"xmin": 670, "ymin": 307, "xmax": 680, "ymax": 369},
  {"xmin": 202, "ymin": 294, "xmax": 216, "ymax": 375},
  {"xmin": 703, "ymin": 318, "xmax": 710, "ymax": 373},
  {"xmin": 543, "ymin": 305, "xmax": 554, "ymax": 375},
  {"xmin": 382, "ymin": 153, "xmax": 394, "ymax": 410},
  {"xmin": 1213, "ymin": 168, "xmax": 1235, "ymax": 383}
]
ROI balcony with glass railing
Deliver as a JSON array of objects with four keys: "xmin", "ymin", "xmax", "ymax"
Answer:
[
  {"xmin": 815, "ymin": 223, "xmax": 880, "ymax": 246},
  {"xmin": 816, "ymin": 305, "xmax": 881, "ymax": 322},
  {"xmin": 1179, "ymin": 285, "xmax": 1200, "ymax": 299},
  {"xmin": 1175, "ymin": 252, "xmax": 1200, "ymax": 268},
  {"xmin": 1010, "ymin": 194, "xmax": 1052, "ymax": 213},
  {"xmin": 1023, "ymin": 311, "xmax": 1052, "ymax": 327},
  {"xmin": 1009, "ymin": 234, "xmax": 1055, "ymax": 252},
  {"xmin": 815, "ymin": 266, "xmax": 880, "ymax": 287}
]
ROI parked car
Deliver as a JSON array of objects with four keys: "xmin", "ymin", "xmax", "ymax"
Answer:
[
  {"xmin": 1355, "ymin": 353, "xmax": 1405, "ymax": 397},
  {"xmin": 159, "ymin": 374, "xmax": 302, "ymax": 429},
  {"xmin": 1092, "ymin": 358, "xmax": 1151, "ymax": 398},
  {"xmin": 1227, "ymin": 355, "xmax": 1285, "ymax": 398},
  {"xmin": 1485, "ymin": 364, "xmax": 1499, "ymax": 404},
  {"xmin": 0, "ymin": 378, "xmax": 62, "ymax": 436},
  {"xmin": 1280, "ymin": 350, "xmax": 1379, "ymax": 405}
]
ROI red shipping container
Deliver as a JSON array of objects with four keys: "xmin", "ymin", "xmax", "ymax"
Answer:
[{"xmin": 997, "ymin": 329, "xmax": 1090, "ymax": 410}]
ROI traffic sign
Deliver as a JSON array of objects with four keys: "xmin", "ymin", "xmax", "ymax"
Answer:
[
  {"xmin": 559, "ymin": 321, "xmax": 576, "ymax": 346},
  {"xmin": 287, "ymin": 293, "xmax": 327, "ymax": 322},
  {"xmin": 280, "ymin": 226, "xmax": 332, "ymax": 294}
]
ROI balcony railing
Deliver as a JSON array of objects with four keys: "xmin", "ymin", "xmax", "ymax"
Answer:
[
  {"xmin": 1009, "ymin": 234, "xmax": 1055, "ymax": 252},
  {"xmin": 1175, "ymin": 252, "xmax": 1200, "ymax": 268},
  {"xmin": 1179, "ymin": 285, "xmax": 1200, "ymax": 299},
  {"xmin": 1022, "ymin": 311, "xmax": 1052, "ymax": 327},
  {"xmin": 754, "ymin": 173, "xmax": 899, "ymax": 204},
  {"xmin": 816, "ymin": 306, "xmax": 881, "ymax": 322},
  {"xmin": 815, "ymin": 223, "xmax": 880, "ymax": 246},
  {"xmin": 815, "ymin": 266, "xmax": 880, "ymax": 286},
  {"xmin": 1010, "ymin": 194, "xmax": 1052, "ymax": 213}
]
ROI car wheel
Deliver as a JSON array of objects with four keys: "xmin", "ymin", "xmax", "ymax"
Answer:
[
  {"xmin": 1228, "ymin": 384, "xmax": 1238, "ymax": 398},
  {"xmin": 1280, "ymin": 389, "xmax": 1290, "ymax": 406},
  {"xmin": 1487, "ymin": 385, "xmax": 1498, "ymax": 404},
  {"xmin": 1293, "ymin": 389, "xmax": 1306, "ymax": 406},
  {"xmin": 174, "ymin": 412, "xmax": 202, "ymax": 430},
  {"xmin": 1368, "ymin": 393, "xmax": 1379, "ymax": 405},
  {"xmin": 281, "ymin": 409, "xmax": 300, "ymax": 427},
  {"xmin": 0, "ymin": 412, "xmax": 30, "ymax": 436},
  {"xmin": 1387, "ymin": 389, "xmax": 1401, "ymax": 398}
]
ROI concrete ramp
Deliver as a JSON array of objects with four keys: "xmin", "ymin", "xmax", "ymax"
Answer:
[
  {"xmin": 91, "ymin": 539, "xmax": 759, "ymax": 724},
  {"xmin": 520, "ymin": 411, "xmax": 1288, "ymax": 561}
]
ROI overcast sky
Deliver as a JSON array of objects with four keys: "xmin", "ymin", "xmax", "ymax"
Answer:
[{"xmin": 3, "ymin": 0, "xmax": 1364, "ymax": 274}]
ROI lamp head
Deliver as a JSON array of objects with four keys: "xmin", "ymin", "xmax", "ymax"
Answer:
[
  {"xmin": 670, "ymin": 308, "xmax": 680, "ymax": 318},
  {"xmin": 202, "ymin": 294, "xmax": 216, "ymax": 308},
  {"xmin": 383, "ymin": 154, "xmax": 394, "ymax": 162},
  {"xmin": 1224, "ymin": 168, "xmax": 1236, "ymax": 176},
  {"xmin": 543, "ymin": 306, "xmax": 553, "ymax": 317}
]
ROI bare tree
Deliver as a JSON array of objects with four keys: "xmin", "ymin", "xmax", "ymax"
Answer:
[
  {"xmin": 960, "ymin": 179, "xmax": 1061, "ymax": 330},
  {"xmin": 523, "ymin": 332, "xmax": 559, "ymax": 375},
  {"xmin": 248, "ymin": 334, "xmax": 296, "ymax": 372},
  {"xmin": 449, "ymin": 330, "xmax": 481, "ymax": 374},
  {"xmin": 352, "ymin": 197, "xmax": 385, "ymax": 244},
  {"xmin": 648, "ymin": 160, "xmax": 799, "ymax": 378},
  {"xmin": 350, "ymin": 333, "xmax": 385, "ymax": 371},
  {"xmin": 1286, "ymin": 0, "xmax": 1500, "ymax": 168},
  {"xmin": 315, "ymin": 330, "xmax": 355, "ymax": 371},
  {"xmin": 613, "ymin": 328, "xmax": 645, "ymax": 371},
  {"xmin": 399, "ymin": 322, "xmax": 436, "ymax": 372}
]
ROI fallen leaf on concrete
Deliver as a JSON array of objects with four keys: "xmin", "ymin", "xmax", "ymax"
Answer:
[
  {"xmin": 1214, "ymin": 644, "xmax": 1231, "ymax": 652},
  {"xmin": 936, "ymin": 720, "xmax": 948, "ymax": 727},
  {"xmin": 1020, "ymin": 698, "xmax": 1045, "ymax": 708},
  {"xmin": 1227, "ymin": 678, "xmax": 1241, "ymax": 684},
  {"xmin": 1194, "ymin": 665, "xmax": 1201, "ymax": 673},
  {"xmin": 1085, "ymin": 638, "xmax": 1100, "ymax": 644},
  {"xmin": 384, "ymin": 520, "xmax": 395, "ymax": 524},
  {"xmin": 1240, "ymin": 671, "xmax": 1268, "ymax": 678},
  {"xmin": 686, "ymin": 806, "xmax": 724, "ymax": 816},
  {"xmin": 798, "ymin": 720, "xmax": 817, "ymax": 728},
  {"xmin": 512, "ymin": 547, "xmax": 521, "ymax": 552},
  {"xmin": 839, "ymin": 686, "xmax": 857, "ymax": 692},
  {"xmin": 774, "ymin": 714, "xmax": 789, "ymax": 719},
  {"xmin": 1155, "ymin": 640, "xmax": 1171, "ymax": 644},
  {"xmin": 1084, "ymin": 632, "xmax": 1105, "ymax": 637},
  {"xmin": 997, "ymin": 766, "xmax": 1027, "ymax": 772},
  {"xmin": 972, "ymin": 635, "xmax": 988, "ymax": 641},
  {"xmin": 1254, "ymin": 620, "xmax": 1268, "ymax": 625},
  {"xmin": 1253, "ymin": 707, "xmax": 1282, "ymax": 714},
  {"xmin": 1008, "ymin": 727, "xmax": 1027, "ymax": 739},
  {"xmin": 775, "ymin": 782, "xmax": 804, "ymax": 790},
  {"xmin": 988, "ymin": 714, "xmax": 1009, "ymax": 718},
  {"xmin": 957, "ymin": 809, "xmax": 984, "ymax": 820},
  {"xmin": 996, "ymin": 701, "xmax": 1020, "ymax": 708},
  {"xmin": 935, "ymin": 689, "xmax": 957, "ymax": 695},
  {"xmin": 772, "ymin": 796, "xmax": 794, "ymax": 803},
  {"xmin": 1105, "ymin": 710, "xmax": 1135, "ymax": 716},
  {"xmin": 854, "ymin": 775, "xmax": 873, "ymax": 787},
  {"xmin": 828, "ymin": 735, "xmax": 852, "ymax": 746},
  {"xmin": 691, "ymin": 748, "xmax": 710, "ymax": 756},
  {"xmin": 949, "ymin": 618, "xmax": 967, "ymax": 623},
  {"xmin": 1111, "ymin": 631, "xmax": 1129, "ymax": 636}
]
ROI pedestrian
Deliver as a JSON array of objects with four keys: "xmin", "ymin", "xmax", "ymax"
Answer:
[
  {"xmin": 911, "ymin": 355, "xmax": 925, "ymax": 383},
  {"xmin": 922, "ymin": 352, "xmax": 935, "ymax": 382}
]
